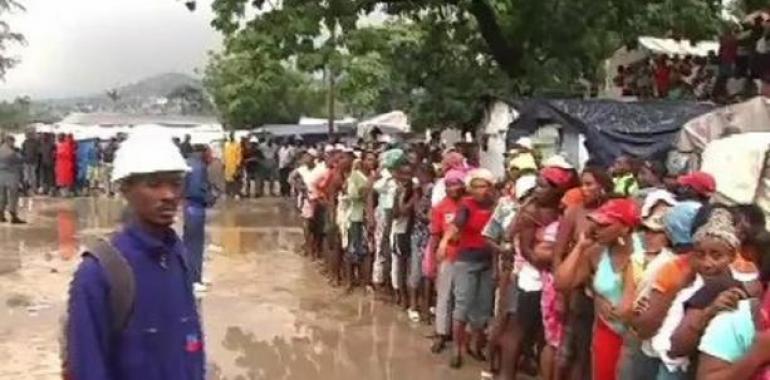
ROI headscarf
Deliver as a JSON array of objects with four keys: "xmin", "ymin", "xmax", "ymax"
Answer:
[
  {"xmin": 540, "ymin": 167, "xmax": 574, "ymax": 190},
  {"xmin": 589, "ymin": 198, "xmax": 641, "ymax": 228},
  {"xmin": 641, "ymin": 189, "xmax": 678, "ymax": 219},
  {"xmin": 465, "ymin": 168, "xmax": 496, "ymax": 187},
  {"xmin": 693, "ymin": 208, "xmax": 741, "ymax": 250},
  {"xmin": 441, "ymin": 151, "xmax": 466, "ymax": 172},
  {"xmin": 444, "ymin": 168, "xmax": 467, "ymax": 186},
  {"xmin": 663, "ymin": 201, "xmax": 702, "ymax": 247},
  {"xmin": 380, "ymin": 148, "xmax": 407, "ymax": 169},
  {"xmin": 677, "ymin": 172, "xmax": 716, "ymax": 198}
]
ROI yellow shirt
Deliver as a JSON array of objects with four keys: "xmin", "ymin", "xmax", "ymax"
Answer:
[{"xmin": 223, "ymin": 141, "xmax": 242, "ymax": 181}]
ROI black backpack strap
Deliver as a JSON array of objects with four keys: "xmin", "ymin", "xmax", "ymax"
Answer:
[{"xmin": 84, "ymin": 238, "xmax": 136, "ymax": 335}]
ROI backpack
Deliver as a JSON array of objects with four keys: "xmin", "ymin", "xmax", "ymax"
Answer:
[{"xmin": 61, "ymin": 237, "xmax": 136, "ymax": 377}]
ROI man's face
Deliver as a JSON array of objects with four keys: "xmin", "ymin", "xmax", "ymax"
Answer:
[{"xmin": 121, "ymin": 172, "xmax": 185, "ymax": 228}]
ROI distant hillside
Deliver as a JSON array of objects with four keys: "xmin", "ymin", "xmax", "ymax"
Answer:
[
  {"xmin": 114, "ymin": 72, "xmax": 203, "ymax": 99},
  {"xmin": 38, "ymin": 73, "xmax": 209, "ymax": 117}
]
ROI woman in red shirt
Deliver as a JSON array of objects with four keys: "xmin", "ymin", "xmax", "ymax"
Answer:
[{"xmin": 440, "ymin": 168, "xmax": 497, "ymax": 368}]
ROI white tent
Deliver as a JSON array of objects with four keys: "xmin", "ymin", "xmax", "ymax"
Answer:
[
  {"xmin": 700, "ymin": 132, "xmax": 770, "ymax": 227},
  {"xmin": 637, "ymin": 37, "xmax": 719, "ymax": 57},
  {"xmin": 603, "ymin": 36, "xmax": 719, "ymax": 97},
  {"xmin": 357, "ymin": 111, "xmax": 410, "ymax": 137},
  {"xmin": 677, "ymin": 96, "xmax": 770, "ymax": 153}
]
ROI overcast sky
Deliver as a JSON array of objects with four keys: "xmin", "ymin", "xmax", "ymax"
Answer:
[{"xmin": 0, "ymin": 0, "xmax": 222, "ymax": 100}]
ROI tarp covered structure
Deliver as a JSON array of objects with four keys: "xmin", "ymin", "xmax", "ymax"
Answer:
[
  {"xmin": 676, "ymin": 97, "xmax": 770, "ymax": 153},
  {"xmin": 357, "ymin": 111, "xmax": 410, "ymax": 137},
  {"xmin": 700, "ymin": 132, "xmax": 770, "ymax": 227},
  {"xmin": 508, "ymin": 98, "xmax": 716, "ymax": 167}
]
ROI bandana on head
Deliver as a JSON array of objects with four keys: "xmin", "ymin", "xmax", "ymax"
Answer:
[
  {"xmin": 444, "ymin": 169, "xmax": 467, "ymax": 185},
  {"xmin": 693, "ymin": 208, "xmax": 741, "ymax": 250},
  {"xmin": 442, "ymin": 152, "xmax": 466, "ymax": 172},
  {"xmin": 465, "ymin": 168, "xmax": 496, "ymax": 187},
  {"xmin": 380, "ymin": 148, "xmax": 407, "ymax": 169}
]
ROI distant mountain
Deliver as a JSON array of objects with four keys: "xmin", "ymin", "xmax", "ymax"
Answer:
[
  {"xmin": 37, "ymin": 73, "xmax": 208, "ymax": 117},
  {"xmin": 113, "ymin": 72, "xmax": 203, "ymax": 99}
]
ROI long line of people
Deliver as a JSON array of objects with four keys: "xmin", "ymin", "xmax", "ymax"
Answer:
[{"xmin": 289, "ymin": 140, "xmax": 770, "ymax": 380}]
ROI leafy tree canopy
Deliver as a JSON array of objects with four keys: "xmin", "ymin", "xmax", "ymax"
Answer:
[
  {"xmin": 0, "ymin": 0, "xmax": 25, "ymax": 80},
  {"xmin": 202, "ymin": 0, "xmax": 758, "ymax": 130}
]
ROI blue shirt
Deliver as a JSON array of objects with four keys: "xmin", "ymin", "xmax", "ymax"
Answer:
[
  {"xmin": 185, "ymin": 155, "xmax": 211, "ymax": 207},
  {"xmin": 65, "ymin": 222, "xmax": 205, "ymax": 380}
]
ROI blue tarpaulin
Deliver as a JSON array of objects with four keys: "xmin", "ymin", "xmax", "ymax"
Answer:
[{"xmin": 507, "ymin": 99, "xmax": 716, "ymax": 167}]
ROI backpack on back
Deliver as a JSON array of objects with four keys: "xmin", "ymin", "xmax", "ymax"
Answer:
[{"xmin": 61, "ymin": 237, "xmax": 136, "ymax": 377}]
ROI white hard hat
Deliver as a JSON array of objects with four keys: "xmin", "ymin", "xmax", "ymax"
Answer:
[{"xmin": 112, "ymin": 136, "xmax": 190, "ymax": 182}]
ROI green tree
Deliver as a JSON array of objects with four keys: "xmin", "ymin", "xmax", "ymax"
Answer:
[
  {"xmin": 0, "ymin": 96, "xmax": 31, "ymax": 130},
  {"xmin": 203, "ymin": 49, "xmax": 327, "ymax": 128},
  {"xmin": 196, "ymin": 0, "xmax": 739, "ymax": 129},
  {"xmin": 167, "ymin": 84, "xmax": 213, "ymax": 115},
  {"xmin": 0, "ymin": 0, "xmax": 25, "ymax": 80}
]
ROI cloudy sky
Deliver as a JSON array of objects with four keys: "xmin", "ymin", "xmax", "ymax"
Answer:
[{"xmin": 1, "ymin": 0, "xmax": 222, "ymax": 100}]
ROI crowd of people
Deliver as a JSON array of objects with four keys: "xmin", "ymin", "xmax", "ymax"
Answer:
[
  {"xmin": 281, "ymin": 136, "xmax": 770, "ymax": 380},
  {"xmin": 613, "ymin": 16, "xmax": 770, "ymax": 103},
  {"xmin": 6, "ymin": 118, "xmax": 768, "ymax": 380}
]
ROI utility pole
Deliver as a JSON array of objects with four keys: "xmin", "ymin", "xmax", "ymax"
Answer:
[{"xmin": 327, "ymin": 22, "xmax": 337, "ymax": 138}]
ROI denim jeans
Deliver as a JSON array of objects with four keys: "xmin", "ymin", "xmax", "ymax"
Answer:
[{"xmin": 183, "ymin": 204, "xmax": 206, "ymax": 284}]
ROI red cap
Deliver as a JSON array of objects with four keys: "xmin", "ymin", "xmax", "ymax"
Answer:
[
  {"xmin": 677, "ymin": 171, "xmax": 716, "ymax": 197},
  {"xmin": 540, "ymin": 167, "xmax": 574, "ymax": 189},
  {"xmin": 589, "ymin": 198, "xmax": 641, "ymax": 228}
]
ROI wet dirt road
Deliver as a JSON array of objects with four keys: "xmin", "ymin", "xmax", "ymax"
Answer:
[{"xmin": 0, "ymin": 197, "xmax": 483, "ymax": 380}]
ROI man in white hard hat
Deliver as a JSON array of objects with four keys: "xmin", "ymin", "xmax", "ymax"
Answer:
[{"xmin": 63, "ymin": 136, "xmax": 204, "ymax": 380}]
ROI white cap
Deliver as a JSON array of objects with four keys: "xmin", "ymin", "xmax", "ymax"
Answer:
[
  {"xmin": 515, "ymin": 174, "xmax": 537, "ymax": 201},
  {"xmin": 307, "ymin": 148, "xmax": 319, "ymax": 157},
  {"xmin": 112, "ymin": 136, "xmax": 190, "ymax": 182},
  {"xmin": 334, "ymin": 143, "xmax": 346, "ymax": 151},
  {"xmin": 249, "ymin": 136, "xmax": 258, "ymax": 143},
  {"xmin": 324, "ymin": 144, "xmax": 335, "ymax": 153},
  {"xmin": 542, "ymin": 154, "xmax": 574, "ymax": 170},
  {"xmin": 641, "ymin": 189, "xmax": 678, "ymax": 218},
  {"xmin": 514, "ymin": 137, "xmax": 534, "ymax": 150}
]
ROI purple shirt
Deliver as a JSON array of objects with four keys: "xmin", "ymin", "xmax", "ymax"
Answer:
[{"xmin": 65, "ymin": 222, "xmax": 204, "ymax": 380}]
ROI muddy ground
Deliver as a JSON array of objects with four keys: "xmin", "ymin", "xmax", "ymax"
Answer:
[{"xmin": 0, "ymin": 197, "xmax": 485, "ymax": 379}]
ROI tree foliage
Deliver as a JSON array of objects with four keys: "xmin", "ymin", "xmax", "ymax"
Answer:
[
  {"xmin": 167, "ymin": 84, "xmax": 213, "ymax": 115},
  {"xmin": 203, "ymin": 49, "xmax": 327, "ymax": 129},
  {"xmin": 0, "ymin": 0, "xmax": 25, "ymax": 80},
  {"xmin": 0, "ymin": 96, "xmax": 31, "ymax": 130},
  {"xmin": 201, "ymin": 0, "xmax": 742, "ymax": 129}
]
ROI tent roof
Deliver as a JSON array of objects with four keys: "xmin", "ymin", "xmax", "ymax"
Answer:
[
  {"xmin": 253, "ymin": 123, "xmax": 356, "ymax": 137},
  {"xmin": 676, "ymin": 97, "xmax": 770, "ymax": 152},
  {"xmin": 358, "ymin": 111, "xmax": 410, "ymax": 137},
  {"xmin": 61, "ymin": 112, "xmax": 219, "ymax": 127},
  {"xmin": 508, "ymin": 98, "xmax": 715, "ymax": 166},
  {"xmin": 637, "ymin": 36, "xmax": 719, "ymax": 57}
]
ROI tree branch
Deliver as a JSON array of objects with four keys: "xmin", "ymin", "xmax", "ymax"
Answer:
[{"xmin": 467, "ymin": 0, "xmax": 522, "ymax": 77}]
